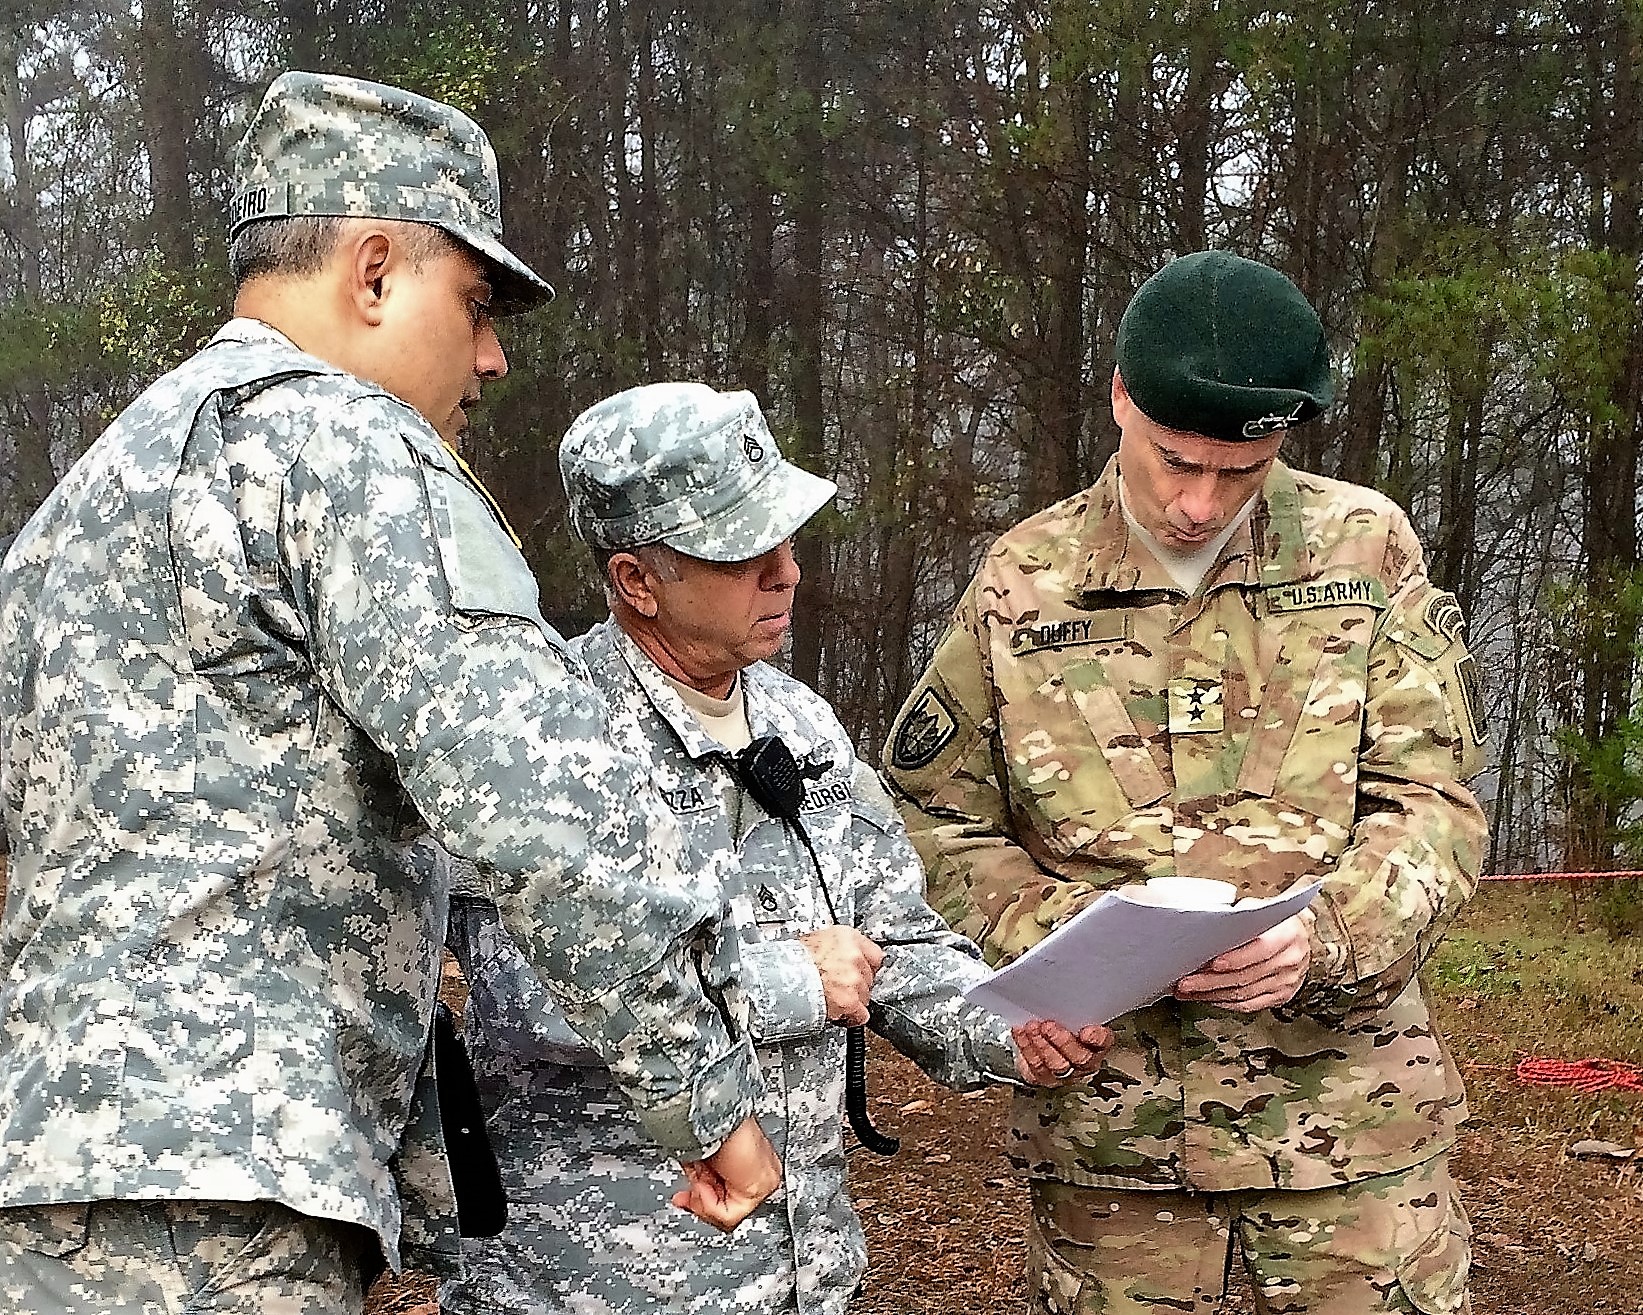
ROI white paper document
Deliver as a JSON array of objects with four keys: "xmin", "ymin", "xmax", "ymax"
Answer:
[{"xmin": 962, "ymin": 881, "xmax": 1324, "ymax": 1028}]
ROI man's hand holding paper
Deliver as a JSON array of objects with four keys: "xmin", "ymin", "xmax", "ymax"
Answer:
[
  {"xmin": 1172, "ymin": 905, "xmax": 1317, "ymax": 1012},
  {"xmin": 1011, "ymin": 1020, "xmax": 1115, "ymax": 1085}
]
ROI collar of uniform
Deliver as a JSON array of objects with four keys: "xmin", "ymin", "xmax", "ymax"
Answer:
[
  {"xmin": 1075, "ymin": 458, "xmax": 1199, "ymax": 595},
  {"xmin": 215, "ymin": 315, "xmax": 307, "ymax": 355},
  {"xmin": 604, "ymin": 620, "xmax": 832, "ymax": 768},
  {"xmin": 1076, "ymin": 458, "xmax": 1153, "ymax": 593},
  {"xmin": 1246, "ymin": 460, "xmax": 1310, "ymax": 588},
  {"xmin": 607, "ymin": 622, "xmax": 734, "ymax": 764},
  {"xmin": 212, "ymin": 317, "xmax": 453, "ymax": 476},
  {"xmin": 1076, "ymin": 456, "xmax": 1310, "ymax": 596}
]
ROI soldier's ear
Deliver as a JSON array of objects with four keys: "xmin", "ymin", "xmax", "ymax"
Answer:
[
  {"xmin": 608, "ymin": 552, "xmax": 659, "ymax": 619},
  {"xmin": 345, "ymin": 228, "xmax": 395, "ymax": 326}
]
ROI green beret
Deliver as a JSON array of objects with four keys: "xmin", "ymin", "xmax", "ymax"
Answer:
[{"xmin": 1115, "ymin": 251, "xmax": 1333, "ymax": 441}]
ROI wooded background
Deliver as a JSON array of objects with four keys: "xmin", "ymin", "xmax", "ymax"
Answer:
[{"xmin": 3, "ymin": 2, "xmax": 1641, "ymax": 886}]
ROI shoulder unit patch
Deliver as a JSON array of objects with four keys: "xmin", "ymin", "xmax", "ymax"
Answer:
[{"xmin": 889, "ymin": 686, "xmax": 958, "ymax": 772}]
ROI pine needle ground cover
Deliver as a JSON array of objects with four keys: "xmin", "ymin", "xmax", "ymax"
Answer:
[
  {"xmin": 0, "ymin": 858, "xmax": 1625, "ymax": 1314},
  {"xmin": 841, "ymin": 883, "xmax": 1643, "ymax": 1315}
]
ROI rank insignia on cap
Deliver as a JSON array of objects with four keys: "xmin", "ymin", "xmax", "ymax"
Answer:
[
  {"xmin": 890, "ymin": 686, "xmax": 958, "ymax": 771},
  {"xmin": 743, "ymin": 430, "xmax": 766, "ymax": 463}
]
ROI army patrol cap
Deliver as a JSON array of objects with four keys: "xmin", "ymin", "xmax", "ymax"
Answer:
[
  {"xmin": 561, "ymin": 383, "xmax": 837, "ymax": 562},
  {"xmin": 1116, "ymin": 250, "xmax": 1333, "ymax": 441},
  {"xmin": 231, "ymin": 70, "xmax": 552, "ymax": 313}
]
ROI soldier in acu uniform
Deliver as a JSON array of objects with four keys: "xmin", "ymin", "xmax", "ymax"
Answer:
[
  {"xmin": 884, "ymin": 252, "xmax": 1488, "ymax": 1315},
  {"xmin": 0, "ymin": 73, "xmax": 780, "ymax": 1314},
  {"xmin": 443, "ymin": 382, "xmax": 1113, "ymax": 1315}
]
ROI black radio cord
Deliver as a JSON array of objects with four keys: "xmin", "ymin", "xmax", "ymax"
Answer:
[{"xmin": 784, "ymin": 819, "xmax": 901, "ymax": 1157}]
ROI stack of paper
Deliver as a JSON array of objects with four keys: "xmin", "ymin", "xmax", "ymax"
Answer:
[{"xmin": 962, "ymin": 881, "xmax": 1323, "ymax": 1028}]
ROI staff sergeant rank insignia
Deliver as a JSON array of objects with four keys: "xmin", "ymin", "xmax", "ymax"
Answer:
[{"xmin": 889, "ymin": 686, "xmax": 958, "ymax": 771}]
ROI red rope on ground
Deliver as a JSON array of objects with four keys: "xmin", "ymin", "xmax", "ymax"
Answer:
[
  {"xmin": 1515, "ymin": 1057, "xmax": 1643, "ymax": 1093},
  {"xmin": 1481, "ymin": 870, "xmax": 1643, "ymax": 882}
]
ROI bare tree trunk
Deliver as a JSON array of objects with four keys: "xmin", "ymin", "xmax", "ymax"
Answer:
[
  {"xmin": 1, "ymin": 28, "xmax": 56, "ymax": 524},
  {"xmin": 1175, "ymin": 0, "xmax": 1216, "ymax": 254},
  {"xmin": 1565, "ymin": 6, "xmax": 1643, "ymax": 871},
  {"xmin": 636, "ymin": 3, "xmax": 662, "ymax": 374},
  {"xmin": 1024, "ymin": 8, "xmax": 1091, "ymax": 510},
  {"xmin": 787, "ymin": 0, "xmax": 830, "ymax": 687},
  {"xmin": 135, "ymin": 0, "xmax": 202, "ymax": 267}
]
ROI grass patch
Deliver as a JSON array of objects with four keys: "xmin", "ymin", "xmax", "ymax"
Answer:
[{"xmin": 1429, "ymin": 880, "xmax": 1643, "ymax": 1147}]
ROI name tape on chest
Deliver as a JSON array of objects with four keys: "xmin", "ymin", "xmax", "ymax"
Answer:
[
  {"xmin": 658, "ymin": 781, "xmax": 715, "ymax": 814},
  {"xmin": 801, "ymin": 778, "xmax": 851, "ymax": 812},
  {"xmin": 1265, "ymin": 577, "xmax": 1388, "ymax": 612},
  {"xmin": 1010, "ymin": 614, "xmax": 1129, "ymax": 656}
]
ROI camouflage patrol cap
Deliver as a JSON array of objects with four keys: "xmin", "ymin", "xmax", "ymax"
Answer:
[
  {"xmin": 560, "ymin": 383, "xmax": 836, "ymax": 563},
  {"xmin": 1116, "ymin": 250, "xmax": 1333, "ymax": 441},
  {"xmin": 231, "ymin": 70, "xmax": 552, "ymax": 313}
]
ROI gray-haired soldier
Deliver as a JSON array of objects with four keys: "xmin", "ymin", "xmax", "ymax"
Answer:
[
  {"xmin": 443, "ymin": 382, "xmax": 1113, "ymax": 1315},
  {"xmin": 0, "ymin": 74, "xmax": 777, "ymax": 1314}
]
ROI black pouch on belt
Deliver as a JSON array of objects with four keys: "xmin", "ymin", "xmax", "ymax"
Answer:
[{"xmin": 432, "ymin": 1000, "xmax": 508, "ymax": 1236}]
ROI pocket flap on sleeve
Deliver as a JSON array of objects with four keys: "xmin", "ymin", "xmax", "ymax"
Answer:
[{"xmin": 415, "ymin": 452, "xmax": 549, "ymax": 629}]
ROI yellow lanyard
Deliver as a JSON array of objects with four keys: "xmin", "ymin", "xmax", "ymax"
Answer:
[{"xmin": 443, "ymin": 441, "xmax": 522, "ymax": 549}]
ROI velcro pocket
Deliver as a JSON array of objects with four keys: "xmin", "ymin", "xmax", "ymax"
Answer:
[
  {"xmin": 412, "ymin": 447, "xmax": 552, "ymax": 635},
  {"xmin": 1078, "ymin": 684, "xmax": 1170, "ymax": 809},
  {"xmin": 0, "ymin": 1201, "xmax": 92, "ymax": 1258}
]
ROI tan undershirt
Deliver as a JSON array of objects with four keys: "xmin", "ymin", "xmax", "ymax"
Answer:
[
  {"xmin": 661, "ymin": 671, "xmax": 752, "ymax": 751},
  {"xmin": 661, "ymin": 670, "xmax": 752, "ymax": 833}
]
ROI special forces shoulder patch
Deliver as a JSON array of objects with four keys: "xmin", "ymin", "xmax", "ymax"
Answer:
[
  {"xmin": 1396, "ymin": 587, "xmax": 1487, "ymax": 761},
  {"xmin": 889, "ymin": 685, "xmax": 958, "ymax": 772},
  {"xmin": 1425, "ymin": 590, "xmax": 1466, "ymax": 644}
]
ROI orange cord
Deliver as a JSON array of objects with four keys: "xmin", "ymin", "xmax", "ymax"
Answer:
[{"xmin": 1514, "ymin": 1057, "xmax": 1643, "ymax": 1093}]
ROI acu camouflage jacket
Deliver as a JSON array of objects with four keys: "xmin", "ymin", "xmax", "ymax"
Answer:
[
  {"xmin": 884, "ymin": 458, "xmax": 1487, "ymax": 1194},
  {"xmin": 451, "ymin": 620, "xmax": 1018, "ymax": 1315},
  {"xmin": 0, "ymin": 322, "xmax": 760, "ymax": 1268}
]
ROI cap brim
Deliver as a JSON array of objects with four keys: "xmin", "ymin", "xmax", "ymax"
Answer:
[
  {"xmin": 663, "ymin": 460, "xmax": 837, "ymax": 563},
  {"xmin": 462, "ymin": 228, "xmax": 555, "ymax": 315}
]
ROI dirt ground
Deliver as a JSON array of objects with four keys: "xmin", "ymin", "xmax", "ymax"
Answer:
[
  {"xmin": 369, "ymin": 1016, "xmax": 1643, "ymax": 1315},
  {"xmin": 1, "ymin": 854, "xmax": 1632, "ymax": 1313},
  {"xmin": 842, "ymin": 1032, "xmax": 1643, "ymax": 1315}
]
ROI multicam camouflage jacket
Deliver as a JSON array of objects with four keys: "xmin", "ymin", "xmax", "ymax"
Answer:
[
  {"xmin": 884, "ymin": 458, "xmax": 1488, "ymax": 1194},
  {"xmin": 446, "ymin": 619, "xmax": 1018, "ymax": 1315},
  {"xmin": 0, "ymin": 321, "xmax": 760, "ymax": 1270}
]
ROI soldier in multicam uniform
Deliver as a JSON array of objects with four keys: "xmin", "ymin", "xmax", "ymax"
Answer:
[
  {"xmin": 0, "ymin": 73, "xmax": 781, "ymax": 1314},
  {"xmin": 442, "ymin": 382, "xmax": 1113, "ymax": 1315},
  {"xmin": 884, "ymin": 252, "xmax": 1489, "ymax": 1315}
]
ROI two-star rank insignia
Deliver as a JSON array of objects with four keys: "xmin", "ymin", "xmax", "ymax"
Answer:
[{"xmin": 1167, "ymin": 677, "xmax": 1223, "ymax": 734}]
